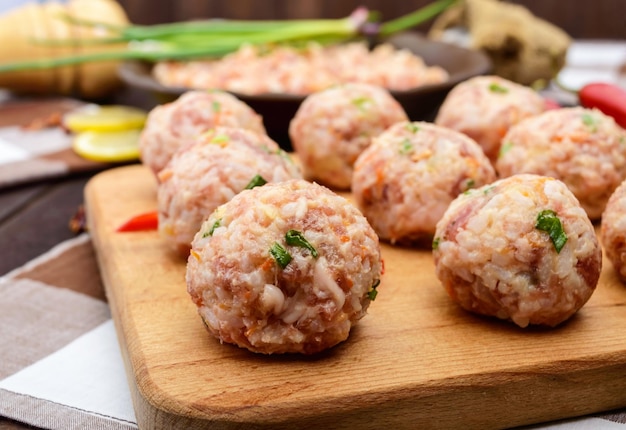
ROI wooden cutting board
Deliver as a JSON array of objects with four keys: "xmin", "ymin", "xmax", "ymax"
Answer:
[{"xmin": 85, "ymin": 164, "xmax": 626, "ymax": 430}]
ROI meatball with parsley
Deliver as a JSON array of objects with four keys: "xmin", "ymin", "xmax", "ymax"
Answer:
[
  {"xmin": 433, "ymin": 174, "xmax": 601, "ymax": 328},
  {"xmin": 157, "ymin": 126, "xmax": 300, "ymax": 257},
  {"xmin": 140, "ymin": 90, "xmax": 266, "ymax": 177},
  {"xmin": 496, "ymin": 107, "xmax": 626, "ymax": 220},
  {"xmin": 352, "ymin": 121, "xmax": 496, "ymax": 245},
  {"xmin": 186, "ymin": 179, "xmax": 383, "ymax": 354}
]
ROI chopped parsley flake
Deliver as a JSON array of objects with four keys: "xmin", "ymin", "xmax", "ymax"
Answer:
[
  {"xmin": 399, "ymin": 138, "xmax": 413, "ymax": 154},
  {"xmin": 582, "ymin": 113, "xmax": 598, "ymax": 132},
  {"xmin": 405, "ymin": 123, "xmax": 420, "ymax": 133},
  {"xmin": 269, "ymin": 242, "xmax": 292, "ymax": 269},
  {"xmin": 483, "ymin": 185, "xmax": 496, "ymax": 195},
  {"xmin": 212, "ymin": 100, "xmax": 221, "ymax": 113},
  {"xmin": 465, "ymin": 178, "xmax": 476, "ymax": 190},
  {"xmin": 499, "ymin": 141, "xmax": 514, "ymax": 158},
  {"xmin": 244, "ymin": 174, "xmax": 267, "ymax": 190},
  {"xmin": 260, "ymin": 145, "xmax": 294, "ymax": 164},
  {"xmin": 285, "ymin": 230, "xmax": 318, "ymax": 258},
  {"xmin": 203, "ymin": 218, "xmax": 221, "ymax": 237},
  {"xmin": 352, "ymin": 96, "xmax": 373, "ymax": 112},
  {"xmin": 277, "ymin": 149, "xmax": 294, "ymax": 163},
  {"xmin": 432, "ymin": 237, "xmax": 441, "ymax": 250},
  {"xmin": 367, "ymin": 279, "xmax": 381, "ymax": 301},
  {"xmin": 210, "ymin": 134, "xmax": 230, "ymax": 144},
  {"xmin": 488, "ymin": 83, "xmax": 509, "ymax": 94},
  {"xmin": 535, "ymin": 209, "xmax": 568, "ymax": 253}
]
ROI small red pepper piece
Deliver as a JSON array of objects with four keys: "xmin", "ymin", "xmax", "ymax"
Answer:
[
  {"xmin": 116, "ymin": 211, "xmax": 158, "ymax": 232},
  {"xmin": 578, "ymin": 82, "xmax": 626, "ymax": 129},
  {"xmin": 543, "ymin": 97, "xmax": 561, "ymax": 110}
]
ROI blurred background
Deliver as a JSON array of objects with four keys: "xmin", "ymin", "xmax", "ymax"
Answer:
[
  {"xmin": 0, "ymin": 0, "xmax": 622, "ymax": 103},
  {"xmin": 115, "ymin": 0, "xmax": 626, "ymax": 39}
]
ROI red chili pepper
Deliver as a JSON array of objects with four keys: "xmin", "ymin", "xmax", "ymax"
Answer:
[
  {"xmin": 116, "ymin": 211, "xmax": 159, "ymax": 232},
  {"xmin": 578, "ymin": 82, "xmax": 626, "ymax": 129},
  {"xmin": 543, "ymin": 97, "xmax": 561, "ymax": 110}
]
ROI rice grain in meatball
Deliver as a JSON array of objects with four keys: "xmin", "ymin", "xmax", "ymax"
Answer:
[
  {"xmin": 601, "ymin": 179, "xmax": 626, "ymax": 281},
  {"xmin": 139, "ymin": 90, "xmax": 266, "ymax": 176},
  {"xmin": 352, "ymin": 121, "xmax": 496, "ymax": 245},
  {"xmin": 289, "ymin": 83, "xmax": 408, "ymax": 190},
  {"xmin": 496, "ymin": 107, "xmax": 626, "ymax": 220},
  {"xmin": 433, "ymin": 174, "xmax": 601, "ymax": 328},
  {"xmin": 435, "ymin": 75, "xmax": 546, "ymax": 163},
  {"xmin": 186, "ymin": 179, "xmax": 383, "ymax": 354},
  {"xmin": 158, "ymin": 127, "xmax": 300, "ymax": 257}
]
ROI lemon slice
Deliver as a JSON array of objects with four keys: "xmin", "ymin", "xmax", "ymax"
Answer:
[
  {"xmin": 72, "ymin": 129, "xmax": 142, "ymax": 162},
  {"xmin": 64, "ymin": 104, "xmax": 147, "ymax": 133}
]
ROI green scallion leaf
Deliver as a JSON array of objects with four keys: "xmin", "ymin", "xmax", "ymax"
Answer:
[
  {"xmin": 535, "ymin": 209, "xmax": 568, "ymax": 253},
  {"xmin": 367, "ymin": 279, "xmax": 381, "ymax": 301},
  {"xmin": 352, "ymin": 96, "xmax": 373, "ymax": 112},
  {"xmin": 244, "ymin": 174, "xmax": 268, "ymax": 190},
  {"xmin": 203, "ymin": 218, "xmax": 221, "ymax": 237},
  {"xmin": 483, "ymin": 185, "xmax": 496, "ymax": 195},
  {"xmin": 270, "ymin": 242, "xmax": 292, "ymax": 268},
  {"xmin": 488, "ymin": 83, "xmax": 509, "ymax": 94},
  {"xmin": 405, "ymin": 123, "xmax": 420, "ymax": 133},
  {"xmin": 260, "ymin": 145, "xmax": 293, "ymax": 163},
  {"xmin": 582, "ymin": 113, "xmax": 598, "ymax": 132},
  {"xmin": 0, "ymin": 2, "xmax": 457, "ymax": 73},
  {"xmin": 499, "ymin": 141, "xmax": 514, "ymax": 158},
  {"xmin": 285, "ymin": 229, "xmax": 318, "ymax": 257},
  {"xmin": 210, "ymin": 134, "xmax": 230, "ymax": 144},
  {"xmin": 399, "ymin": 138, "xmax": 413, "ymax": 154},
  {"xmin": 379, "ymin": 0, "xmax": 458, "ymax": 36}
]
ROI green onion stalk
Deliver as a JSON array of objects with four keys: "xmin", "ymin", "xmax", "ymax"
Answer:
[{"xmin": 0, "ymin": 0, "xmax": 457, "ymax": 73}]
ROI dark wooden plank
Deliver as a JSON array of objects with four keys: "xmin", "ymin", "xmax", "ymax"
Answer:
[
  {"xmin": 512, "ymin": 0, "xmax": 626, "ymax": 40},
  {"xmin": 0, "ymin": 184, "xmax": 47, "ymax": 225},
  {"xmin": 116, "ymin": 0, "xmax": 626, "ymax": 39},
  {"xmin": 0, "ymin": 174, "xmax": 91, "ymax": 276},
  {"xmin": 0, "ymin": 98, "xmax": 83, "ymax": 127}
]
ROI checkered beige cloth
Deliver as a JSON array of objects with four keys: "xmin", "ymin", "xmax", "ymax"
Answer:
[
  {"xmin": 0, "ymin": 234, "xmax": 137, "ymax": 430},
  {"xmin": 0, "ymin": 94, "xmax": 109, "ymax": 189}
]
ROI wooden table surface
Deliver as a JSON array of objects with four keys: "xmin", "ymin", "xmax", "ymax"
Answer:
[
  {"xmin": 0, "ymin": 172, "xmax": 91, "ymax": 276},
  {"xmin": 0, "ymin": 86, "xmax": 158, "ymax": 277}
]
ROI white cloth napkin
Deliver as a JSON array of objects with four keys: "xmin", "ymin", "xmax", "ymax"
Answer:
[{"xmin": 0, "ymin": 320, "xmax": 136, "ymax": 426}]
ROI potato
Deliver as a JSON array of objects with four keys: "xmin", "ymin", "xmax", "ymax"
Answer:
[{"xmin": 0, "ymin": 0, "xmax": 129, "ymax": 99}]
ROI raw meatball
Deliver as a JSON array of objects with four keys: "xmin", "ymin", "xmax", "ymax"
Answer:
[
  {"xmin": 352, "ymin": 121, "xmax": 496, "ymax": 245},
  {"xmin": 433, "ymin": 174, "xmax": 601, "ymax": 328},
  {"xmin": 139, "ymin": 90, "xmax": 266, "ymax": 176},
  {"xmin": 289, "ymin": 83, "xmax": 408, "ymax": 190},
  {"xmin": 496, "ymin": 107, "xmax": 626, "ymax": 220},
  {"xmin": 601, "ymin": 179, "xmax": 626, "ymax": 281},
  {"xmin": 435, "ymin": 75, "xmax": 546, "ymax": 163},
  {"xmin": 186, "ymin": 179, "xmax": 383, "ymax": 354},
  {"xmin": 158, "ymin": 127, "xmax": 300, "ymax": 257}
]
